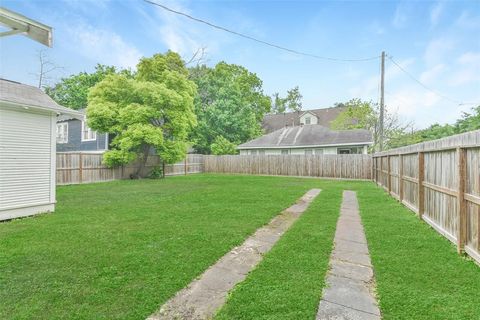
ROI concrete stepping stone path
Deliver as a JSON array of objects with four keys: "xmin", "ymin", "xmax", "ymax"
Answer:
[
  {"xmin": 316, "ymin": 190, "xmax": 381, "ymax": 320},
  {"xmin": 147, "ymin": 188, "xmax": 321, "ymax": 320}
]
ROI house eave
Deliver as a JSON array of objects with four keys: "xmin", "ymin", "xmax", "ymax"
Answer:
[
  {"xmin": 0, "ymin": 99, "xmax": 82, "ymax": 118},
  {"xmin": 237, "ymin": 141, "xmax": 373, "ymax": 150}
]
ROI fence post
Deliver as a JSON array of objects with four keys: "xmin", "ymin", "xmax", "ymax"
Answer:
[
  {"xmin": 418, "ymin": 152, "xmax": 425, "ymax": 219},
  {"xmin": 379, "ymin": 156, "xmax": 383, "ymax": 186},
  {"xmin": 184, "ymin": 156, "xmax": 188, "ymax": 175},
  {"xmin": 162, "ymin": 161, "xmax": 165, "ymax": 178},
  {"xmin": 372, "ymin": 156, "xmax": 376, "ymax": 182},
  {"xmin": 79, "ymin": 152, "xmax": 83, "ymax": 184},
  {"xmin": 457, "ymin": 147, "xmax": 467, "ymax": 253},
  {"xmin": 399, "ymin": 154, "xmax": 404, "ymax": 202},
  {"xmin": 387, "ymin": 155, "xmax": 391, "ymax": 193}
]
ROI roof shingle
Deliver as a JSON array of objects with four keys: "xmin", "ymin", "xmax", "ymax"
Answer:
[{"xmin": 238, "ymin": 124, "xmax": 373, "ymax": 149}]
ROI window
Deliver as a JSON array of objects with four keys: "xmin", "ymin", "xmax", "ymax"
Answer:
[
  {"xmin": 304, "ymin": 149, "xmax": 313, "ymax": 155},
  {"xmin": 82, "ymin": 120, "xmax": 97, "ymax": 141},
  {"xmin": 315, "ymin": 148, "xmax": 324, "ymax": 155},
  {"xmin": 250, "ymin": 150, "xmax": 257, "ymax": 155},
  {"xmin": 281, "ymin": 149, "xmax": 289, "ymax": 155},
  {"xmin": 305, "ymin": 117, "xmax": 311, "ymax": 125},
  {"xmin": 56, "ymin": 123, "xmax": 68, "ymax": 143},
  {"xmin": 258, "ymin": 150, "xmax": 265, "ymax": 155},
  {"xmin": 337, "ymin": 147, "xmax": 362, "ymax": 154}
]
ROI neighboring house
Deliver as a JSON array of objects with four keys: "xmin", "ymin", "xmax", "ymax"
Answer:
[
  {"xmin": 262, "ymin": 106, "xmax": 348, "ymax": 133},
  {"xmin": 0, "ymin": 78, "xmax": 80, "ymax": 220},
  {"xmin": 56, "ymin": 108, "xmax": 109, "ymax": 152},
  {"xmin": 238, "ymin": 124, "xmax": 372, "ymax": 155}
]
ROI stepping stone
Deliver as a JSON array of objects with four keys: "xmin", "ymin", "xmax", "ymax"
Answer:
[
  {"xmin": 148, "ymin": 189, "xmax": 321, "ymax": 320},
  {"xmin": 317, "ymin": 190, "xmax": 381, "ymax": 320}
]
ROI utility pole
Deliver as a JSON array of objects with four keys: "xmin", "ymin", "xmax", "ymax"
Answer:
[{"xmin": 379, "ymin": 51, "xmax": 385, "ymax": 152}]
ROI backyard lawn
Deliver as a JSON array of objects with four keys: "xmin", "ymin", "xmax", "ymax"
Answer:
[{"xmin": 1, "ymin": 174, "xmax": 479, "ymax": 320}]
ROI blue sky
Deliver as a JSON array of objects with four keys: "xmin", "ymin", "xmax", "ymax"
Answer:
[{"xmin": 1, "ymin": 0, "xmax": 479, "ymax": 128}]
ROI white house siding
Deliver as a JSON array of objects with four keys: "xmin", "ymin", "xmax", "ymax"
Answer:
[{"xmin": 0, "ymin": 107, "xmax": 55, "ymax": 220}]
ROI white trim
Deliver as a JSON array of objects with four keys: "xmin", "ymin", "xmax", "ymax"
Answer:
[
  {"xmin": 0, "ymin": 203, "xmax": 54, "ymax": 221},
  {"xmin": 299, "ymin": 110, "xmax": 317, "ymax": 118},
  {"xmin": 50, "ymin": 116, "xmax": 56, "ymax": 204},
  {"xmin": 56, "ymin": 122, "xmax": 68, "ymax": 143},
  {"xmin": 105, "ymin": 133, "xmax": 109, "ymax": 150},
  {"xmin": 81, "ymin": 119, "xmax": 97, "ymax": 141},
  {"xmin": 238, "ymin": 142, "xmax": 373, "ymax": 150},
  {"xmin": 0, "ymin": 99, "xmax": 82, "ymax": 117}
]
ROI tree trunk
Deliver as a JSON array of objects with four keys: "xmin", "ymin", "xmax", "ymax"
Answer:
[{"xmin": 132, "ymin": 145, "xmax": 151, "ymax": 179}]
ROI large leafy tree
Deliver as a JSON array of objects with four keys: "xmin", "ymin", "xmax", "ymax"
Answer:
[
  {"xmin": 271, "ymin": 86, "xmax": 303, "ymax": 113},
  {"xmin": 189, "ymin": 62, "xmax": 271, "ymax": 154},
  {"xmin": 87, "ymin": 51, "xmax": 197, "ymax": 176},
  {"xmin": 388, "ymin": 105, "xmax": 480, "ymax": 148},
  {"xmin": 331, "ymin": 98, "xmax": 411, "ymax": 151},
  {"xmin": 45, "ymin": 64, "xmax": 133, "ymax": 110}
]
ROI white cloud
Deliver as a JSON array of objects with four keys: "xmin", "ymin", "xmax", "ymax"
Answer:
[
  {"xmin": 423, "ymin": 38, "xmax": 454, "ymax": 65},
  {"xmin": 449, "ymin": 52, "xmax": 480, "ymax": 86},
  {"xmin": 430, "ymin": 2, "xmax": 444, "ymax": 27},
  {"xmin": 457, "ymin": 52, "xmax": 480, "ymax": 65},
  {"xmin": 456, "ymin": 11, "xmax": 480, "ymax": 29},
  {"xmin": 392, "ymin": 4, "xmax": 408, "ymax": 28},
  {"xmin": 420, "ymin": 64, "xmax": 446, "ymax": 83},
  {"xmin": 68, "ymin": 24, "xmax": 142, "ymax": 69}
]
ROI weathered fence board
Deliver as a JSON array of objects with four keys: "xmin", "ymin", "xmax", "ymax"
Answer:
[
  {"xmin": 56, "ymin": 153, "xmax": 204, "ymax": 185},
  {"xmin": 373, "ymin": 130, "xmax": 480, "ymax": 264},
  {"xmin": 203, "ymin": 154, "xmax": 372, "ymax": 180}
]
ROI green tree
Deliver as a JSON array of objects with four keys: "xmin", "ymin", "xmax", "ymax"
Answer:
[
  {"xmin": 271, "ymin": 86, "xmax": 303, "ymax": 114},
  {"xmin": 388, "ymin": 105, "xmax": 480, "ymax": 148},
  {"xmin": 210, "ymin": 136, "xmax": 238, "ymax": 155},
  {"xmin": 189, "ymin": 62, "xmax": 271, "ymax": 154},
  {"xmin": 331, "ymin": 98, "xmax": 411, "ymax": 151},
  {"xmin": 87, "ymin": 51, "xmax": 197, "ymax": 177},
  {"xmin": 45, "ymin": 64, "xmax": 133, "ymax": 110}
]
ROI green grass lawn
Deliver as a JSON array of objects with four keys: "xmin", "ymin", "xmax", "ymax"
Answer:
[
  {"xmin": 357, "ymin": 188, "xmax": 480, "ymax": 320},
  {"xmin": 0, "ymin": 175, "xmax": 322, "ymax": 319},
  {"xmin": 214, "ymin": 187, "xmax": 342, "ymax": 320},
  {"xmin": 1, "ymin": 174, "xmax": 478, "ymax": 320}
]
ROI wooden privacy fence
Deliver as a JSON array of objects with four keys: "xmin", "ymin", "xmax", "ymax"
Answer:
[
  {"xmin": 204, "ymin": 154, "xmax": 372, "ymax": 179},
  {"xmin": 373, "ymin": 130, "xmax": 480, "ymax": 264},
  {"xmin": 56, "ymin": 153, "xmax": 204, "ymax": 185}
]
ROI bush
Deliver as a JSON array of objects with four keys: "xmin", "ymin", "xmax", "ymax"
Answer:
[
  {"xmin": 148, "ymin": 166, "xmax": 164, "ymax": 179},
  {"xmin": 211, "ymin": 136, "xmax": 238, "ymax": 155}
]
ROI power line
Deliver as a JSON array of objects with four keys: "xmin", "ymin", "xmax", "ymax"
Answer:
[
  {"xmin": 387, "ymin": 55, "xmax": 479, "ymax": 106},
  {"xmin": 144, "ymin": 0, "xmax": 380, "ymax": 62}
]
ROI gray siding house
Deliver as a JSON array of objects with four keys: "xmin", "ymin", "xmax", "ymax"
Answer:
[
  {"xmin": 56, "ymin": 109, "xmax": 109, "ymax": 152},
  {"xmin": 238, "ymin": 124, "xmax": 373, "ymax": 155}
]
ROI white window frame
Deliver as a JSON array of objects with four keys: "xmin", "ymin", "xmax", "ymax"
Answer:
[
  {"xmin": 305, "ymin": 117, "xmax": 311, "ymax": 125},
  {"xmin": 81, "ymin": 119, "xmax": 97, "ymax": 141},
  {"xmin": 315, "ymin": 148, "xmax": 324, "ymax": 155},
  {"xmin": 304, "ymin": 149, "xmax": 313, "ymax": 155},
  {"xmin": 56, "ymin": 122, "xmax": 68, "ymax": 144},
  {"xmin": 281, "ymin": 149, "xmax": 289, "ymax": 155}
]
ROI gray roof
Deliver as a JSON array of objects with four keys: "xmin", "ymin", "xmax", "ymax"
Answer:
[
  {"xmin": 0, "ymin": 78, "xmax": 80, "ymax": 116},
  {"xmin": 57, "ymin": 108, "xmax": 86, "ymax": 122},
  {"xmin": 238, "ymin": 125, "xmax": 373, "ymax": 149},
  {"xmin": 262, "ymin": 106, "xmax": 347, "ymax": 133}
]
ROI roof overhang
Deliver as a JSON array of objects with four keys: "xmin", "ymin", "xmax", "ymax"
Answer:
[
  {"xmin": 0, "ymin": 7, "xmax": 52, "ymax": 47},
  {"xmin": 0, "ymin": 99, "xmax": 83, "ymax": 119},
  {"xmin": 238, "ymin": 141, "xmax": 374, "ymax": 150}
]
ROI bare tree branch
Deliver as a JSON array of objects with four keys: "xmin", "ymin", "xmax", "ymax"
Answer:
[
  {"xmin": 185, "ymin": 47, "xmax": 209, "ymax": 66},
  {"xmin": 33, "ymin": 49, "xmax": 63, "ymax": 89}
]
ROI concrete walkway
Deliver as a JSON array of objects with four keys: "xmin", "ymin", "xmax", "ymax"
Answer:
[
  {"xmin": 316, "ymin": 191, "xmax": 381, "ymax": 320},
  {"xmin": 148, "ymin": 189, "xmax": 321, "ymax": 320}
]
